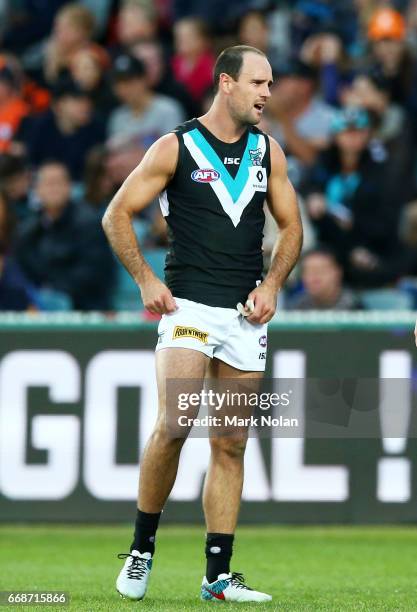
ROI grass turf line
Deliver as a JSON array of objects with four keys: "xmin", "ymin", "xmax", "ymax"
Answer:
[{"xmin": 1, "ymin": 525, "xmax": 417, "ymax": 611}]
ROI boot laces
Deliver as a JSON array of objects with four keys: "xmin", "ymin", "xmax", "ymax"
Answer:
[
  {"xmin": 229, "ymin": 572, "xmax": 253, "ymax": 590},
  {"xmin": 118, "ymin": 553, "xmax": 149, "ymax": 580}
]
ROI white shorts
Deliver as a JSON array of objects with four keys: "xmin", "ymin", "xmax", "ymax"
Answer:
[{"xmin": 155, "ymin": 297, "xmax": 268, "ymax": 372}]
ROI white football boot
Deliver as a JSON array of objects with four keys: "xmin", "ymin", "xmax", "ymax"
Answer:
[
  {"xmin": 116, "ymin": 550, "xmax": 153, "ymax": 600},
  {"xmin": 201, "ymin": 572, "xmax": 272, "ymax": 602}
]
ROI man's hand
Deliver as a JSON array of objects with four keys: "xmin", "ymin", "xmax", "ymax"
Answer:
[
  {"xmin": 140, "ymin": 274, "xmax": 177, "ymax": 314},
  {"xmin": 301, "ymin": 33, "xmax": 342, "ymax": 66},
  {"xmin": 246, "ymin": 282, "xmax": 278, "ymax": 324},
  {"xmin": 350, "ymin": 247, "xmax": 379, "ymax": 271},
  {"xmin": 307, "ymin": 193, "xmax": 326, "ymax": 220}
]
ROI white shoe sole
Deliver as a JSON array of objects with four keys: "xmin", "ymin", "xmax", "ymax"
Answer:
[{"xmin": 117, "ymin": 589, "xmax": 145, "ymax": 601}]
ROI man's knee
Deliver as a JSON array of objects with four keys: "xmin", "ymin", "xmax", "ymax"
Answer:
[
  {"xmin": 150, "ymin": 421, "xmax": 185, "ymax": 453},
  {"xmin": 209, "ymin": 435, "xmax": 247, "ymax": 462}
]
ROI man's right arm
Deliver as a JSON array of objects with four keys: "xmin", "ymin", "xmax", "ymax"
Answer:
[{"xmin": 102, "ymin": 132, "xmax": 179, "ymax": 314}]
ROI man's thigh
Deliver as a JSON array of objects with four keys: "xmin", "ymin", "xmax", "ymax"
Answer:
[
  {"xmin": 207, "ymin": 358, "xmax": 264, "ymax": 440},
  {"xmin": 155, "ymin": 348, "xmax": 210, "ymax": 433}
]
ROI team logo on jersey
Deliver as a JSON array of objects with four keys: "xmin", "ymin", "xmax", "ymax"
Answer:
[
  {"xmin": 191, "ymin": 169, "xmax": 220, "ymax": 183},
  {"xmin": 259, "ymin": 335, "xmax": 267, "ymax": 348},
  {"xmin": 249, "ymin": 148, "xmax": 263, "ymax": 166},
  {"xmin": 173, "ymin": 325, "xmax": 209, "ymax": 344}
]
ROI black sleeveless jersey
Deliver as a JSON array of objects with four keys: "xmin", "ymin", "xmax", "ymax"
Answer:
[{"xmin": 159, "ymin": 118, "xmax": 271, "ymax": 308}]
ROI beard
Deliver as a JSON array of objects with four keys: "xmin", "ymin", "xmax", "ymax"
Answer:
[{"xmin": 227, "ymin": 97, "xmax": 260, "ymax": 126}]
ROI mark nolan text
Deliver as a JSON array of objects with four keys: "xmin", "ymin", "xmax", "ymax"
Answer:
[{"xmin": 177, "ymin": 415, "xmax": 299, "ymax": 428}]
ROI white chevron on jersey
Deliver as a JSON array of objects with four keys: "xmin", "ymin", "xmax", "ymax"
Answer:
[{"xmin": 182, "ymin": 132, "xmax": 267, "ymax": 228}]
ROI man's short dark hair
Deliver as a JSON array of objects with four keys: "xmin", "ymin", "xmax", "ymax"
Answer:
[
  {"xmin": 302, "ymin": 246, "xmax": 342, "ymax": 267},
  {"xmin": 37, "ymin": 160, "xmax": 71, "ymax": 178},
  {"xmin": 213, "ymin": 45, "xmax": 266, "ymax": 92},
  {"xmin": 52, "ymin": 76, "xmax": 91, "ymax": 101},
  {"xmin": 0, "ymin": 153, "xmax": 27, "ymax": 179}
]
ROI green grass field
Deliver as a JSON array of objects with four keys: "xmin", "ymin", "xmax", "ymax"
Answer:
[{"xmin": 1, "ymin": 525, "xmax": 417, "ymax": 611}]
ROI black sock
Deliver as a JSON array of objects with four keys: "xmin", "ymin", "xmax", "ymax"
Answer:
[
  {"xmin": 130, "ymin": 509, "xmax": 161, "ymax": 555},
  {"xmin": 205, "ymin": 533, "xmax": 234, "ymax": 583}
]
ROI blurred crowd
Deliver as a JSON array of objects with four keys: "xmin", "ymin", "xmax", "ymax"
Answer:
[{"xmin": 1, "ymin": 0, "xmax": 417, "ymax": 312}]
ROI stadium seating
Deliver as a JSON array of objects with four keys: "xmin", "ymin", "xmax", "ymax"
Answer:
[{"xmin": 359, "ymin": 289, "xmax": 413, "ymax": 311}]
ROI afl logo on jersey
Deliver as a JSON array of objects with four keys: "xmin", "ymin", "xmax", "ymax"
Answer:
[{"xmin": 191, "ymin": 169, "xmax": 220, "ymax": 183}]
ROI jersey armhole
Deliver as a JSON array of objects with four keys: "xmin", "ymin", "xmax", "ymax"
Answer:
[
  {"xmin": 167, "ymin": 129, "xmax": 183, "ymax": 185},
  {"xmin": 265, "ymin": 134, "xmax": 272, "ymax": 177}
]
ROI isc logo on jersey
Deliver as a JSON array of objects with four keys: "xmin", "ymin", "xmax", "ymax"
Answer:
[{"xmin": 191, "ymin": 169, "xmax": 220, "ymax": 183}]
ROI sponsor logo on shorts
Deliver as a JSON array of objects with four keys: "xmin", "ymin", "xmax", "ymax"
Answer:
[
  {"xmin": 173, "ymin": 325, "xmax": 209, "ymax": 344},
  {"xmin": 259, "ymin": 335, "xmax": 267, "ymax": 348},
  {"xmin": 191, "ymin": 169, "xmax": 220, "ymax": 183}
]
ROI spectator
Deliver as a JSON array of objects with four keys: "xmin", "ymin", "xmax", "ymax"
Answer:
[
  {"xmin": 300, "ymin": 32, "xmax": 347, "ymax": 106},
  {"xmin": 44, "ymin": 3, "xmax": 96, "ymax": 84},
  {"xmin": 238, "ymin": 11, "xmax": 281, "ymax": 72},
  {"xmin": 19, "ymin": 77, "xmax": 105, "ymax": 181},
  {"xmin": 0, "ymin": 250, "xmax": 37, "ymax": 310},
  {"xmin": 81, "ymin": 0, "xmax": 114, "ymax": 38},
  {"xmin": 116, "ymin": 0, "xmax": 158, "ymax": 48},
  {"xmin": 265, "ymin": 59, "xmax": 334, "ymax": 186},
  {"xmin": 171, "ymin": 17, "xmax": 215, "ymax": 105},
  {"xmin": 303, "ymin": 107, "xmax": 404, "ymax": 287},
  {"xmin": 407, "ymin": 0, "xmax": 417, "ymax": 54},
  {"xmin": 105, "ymin": 137, "xmax": 161, "ymax": 235},
  {"xmin": 288, "ymin": 247, "xmax": 360, "ymax": 310},
  {"xmin": 238, "ymin": 11, "xmax": 269, "ymax": 53},
  {"xmin": 83, "ymin": 146, "xmax": 115, "ymax": 212},
  {"xmin": 0, "ymin": 186, "xmax": 37, "ymax": 310},
  {"xmin": 16, "ymin": 161, "xmax": 114, "ymax": 309},
  {"xmin": 396, "ymin": 200, "xmax": 417, "ymax": 284},
  {"xmin": 108, "ymin": 53, "xmax": 184, "ymax": 148},
  {"xmin": 342, "ymin": 71, "xmax": 405, "ymax": 145},
  {"xmin": 0, "ymin": 58, "xmax": 29, "ymax": 153},
  {"xmin": 69, "ymin": 44, "xmax": 117, "ymax": 118},
  {"xmin": 0, "ymin": 187, "xmax": 16, "ymax": 252},
  {"xmin": 0, "ymin": 0, "xmax": 66, "ymax": 55},
  {"xmin": 2, "ymin": 52, "xmax": 51, "ymax": 114},
  {"xmin": 367, "ymin": 7, "xmax": 417, "ymax": 136},
  {"xmin": 290, "ymin": 0, "xmax": 358, "ymax": 55},
  {"xmin": 22, "ymin": 75, "xmax": 51, "ymax": 114},
  {"xmin": 172, "ymin": 0, "xmax": 255, "ymax": 31},
  {"xmin": 132, "ymin": 39, "xmax": 196, "ymax": 117},
  {"xmin": 0, "ymin": 248, "xmax": 37, "ymax": 311},
  {"xmin": 0, "ymin": 1, "xmax": 413, "ymax": 312},
  {"xmin": 0, "ymin": 154, "xmax": 32, "ymax": 221},
  {"xmin": 105, "ymin": 138, "xmax": 146, "ymax": 190},
  {"xmin": 341, "ymin": 71, "xmax": 416, "ymax": 200}
]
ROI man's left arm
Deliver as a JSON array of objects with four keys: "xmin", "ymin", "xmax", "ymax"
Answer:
[{"xmin": 247, "ymin": 137, "xmax": 303, "ymax": 324}]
